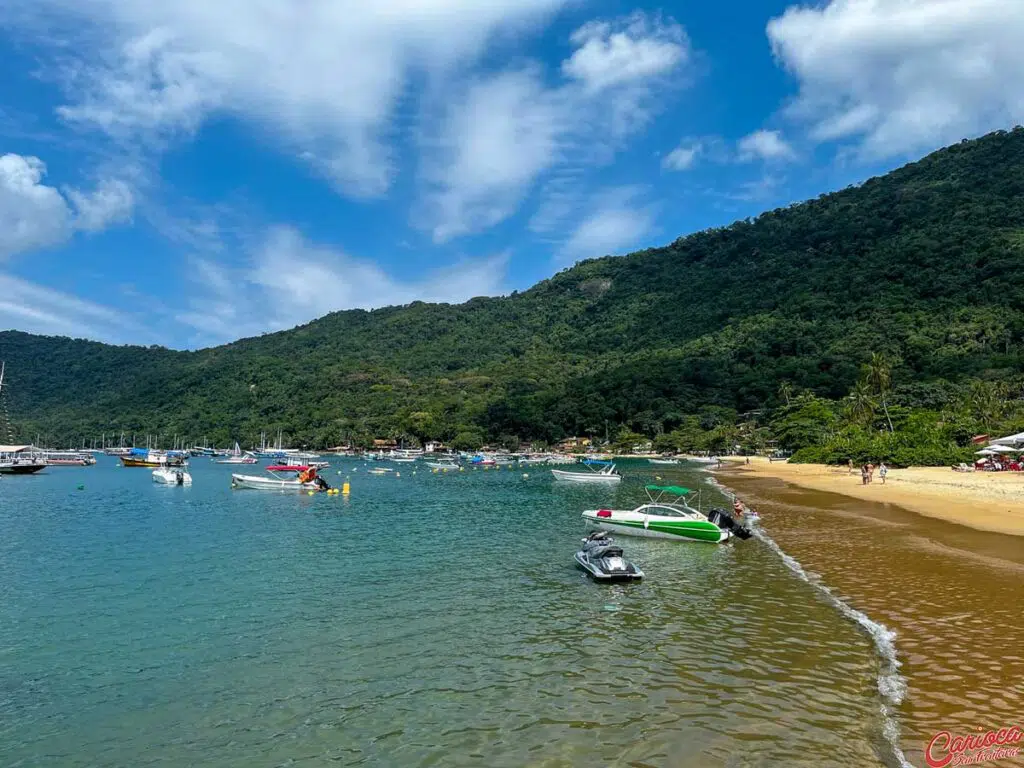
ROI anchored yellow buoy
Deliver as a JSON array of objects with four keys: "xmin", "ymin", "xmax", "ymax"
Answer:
[
  {"xmin": 308, "ymin": 490, "xmax": 315, "ymax": 496},
  {"xmin": 342, "ymin": 482, "xmax": 350, "ymax": 495}
]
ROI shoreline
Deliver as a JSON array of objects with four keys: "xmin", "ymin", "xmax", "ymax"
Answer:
[{"xmin": 712, "ymin": 456, "xmax": 1024, "ymax": 536}]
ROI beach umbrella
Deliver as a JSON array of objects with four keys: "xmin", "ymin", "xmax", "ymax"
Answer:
[
  {"xmin": 975, "ymin": 448, "xmax": 999, "ymax": 456},
  {"xmin": 990, "ymin": 445, "xmax": 1022, "ymax": 453},
  {"xmin": 991, "ymin": 431, "xmax": 1024, "ymax": 446}
]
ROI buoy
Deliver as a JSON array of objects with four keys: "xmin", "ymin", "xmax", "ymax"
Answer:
[
  {"xmin": 523, "ymin": 473, "xmax": 529, "ymax": 479},
  {"xmin": 308, "ymin": 490, "xmax": 315, "ymax": 496},
  {"xmin": 342, "ymin": 482, "xmax": 350, "ymax": 495},
  {"xmin": 396, "ymin": 472, "xmax": 400, "ymax": 477},
  {"xmin": 77, "ymin": 484, "xmax": 85, "ymax": 490},
  {"xmin": 459, "ymin": 467, "xmax": 464, "ymax": 472}
]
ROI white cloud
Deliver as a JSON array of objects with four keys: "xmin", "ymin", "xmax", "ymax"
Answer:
[
  {"xmin": 17, "ymin": 0, "xmax": 571, "ymax": 197},
  {"xmin": 737, "ymin": 129, "xmax": 796, "ymax": 162},
  {"xmin": 0, "ymin": 273, "xmax": 147, "ymax": 343},
  {"xmin": 0, "ymin": 153, "xmax": 136, "ymax": 257},
  {"xmin": 768, "ymin": 0, "xmax": 1024, "ymax": 157},
  {"xmin": 662, "ymin": 141, "xmax": 701, "ymax": 171},
  {"xmin": 66, "ymin": 178, "xmax": 135, "ymax": 231},
  {"xmin": 0, "ymin": 154, "xmax": 73, "ymax": 257},
  {"xmin": 558, "ymin": 188, "xmax": 656, "ymax": 264},
  {"xmin": 563, "ymin": 13, "xmax": 689, "ymax": 93},
  {"xmin": 177, "ymin": 226, "xmax": 509, "ymax": 346},
  {"xmin": 422, "ymin": 69, "xmax": 567, "ymax": 242},
  {"xmin": 422, "ymin": 12, "xmax": 691, "ymax": 241}
]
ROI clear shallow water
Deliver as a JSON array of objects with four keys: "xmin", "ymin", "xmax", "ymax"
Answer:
[{"xmin": 2, "ymin": 459, "xmax": 892, "ymax": 766}]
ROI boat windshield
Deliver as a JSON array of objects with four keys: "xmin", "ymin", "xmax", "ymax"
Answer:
[{"xmin": 644, "ymin": 504, "xmax": 699, "ymax": 518}]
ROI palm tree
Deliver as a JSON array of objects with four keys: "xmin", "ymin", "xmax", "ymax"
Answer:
[
  {"xmin": 865, "ymin": 353, "xmax": 894, "ymax": 432},
  {"xmin": 846, "ymin": 379, "xmax": 876, "ymax": 426},
  {"xmin": 778, "ymin": 381, "xmax": 794, "ymax": 406}
]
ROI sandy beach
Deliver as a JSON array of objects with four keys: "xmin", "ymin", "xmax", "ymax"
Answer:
[{"xmin": 715, "ymin": 456, "xmax": 1024, "ymax": 536}]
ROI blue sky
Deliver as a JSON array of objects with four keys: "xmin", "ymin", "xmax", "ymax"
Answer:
[{"xmin": 1, "ymin": 0, "xmax": 1020, "ymax": 348}]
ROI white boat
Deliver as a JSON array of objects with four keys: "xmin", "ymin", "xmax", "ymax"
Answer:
[
  {"xmin": 426, "ymin": 461, "xmax": 459, "ymax": 471},
  {"xmin": 391, "ymin": 457, "xmax": 417, "ymax": 463},
  {"xmin": 231, "ymin": 473, "xmax": 321, "ymax": 491},
  {"xmin": 551, "ymin": 461, "xmax": 622, "ymax": 484},
  {"xmin": 153, "ymin": 468, "xmax": 192, "ymax": 485},
  {"xmin": 685, "ymin": 456, "xmax": 720, "ymax": 465},
  {"xmin": 217, "ymin": 442, "xmax": 257, "ymax": 464},
  {"xmin": 648, "ymin": 458, "xmax": 680, "ymax": 465}
]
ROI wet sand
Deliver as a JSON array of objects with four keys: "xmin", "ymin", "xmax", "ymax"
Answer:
[
  {"xmin": 717, "ymin": 470, "xmax": 1024, "ymax": 768},
  {"xmin": 718, "ymin": 456, "xmax": 1024, "ymax": 536}
]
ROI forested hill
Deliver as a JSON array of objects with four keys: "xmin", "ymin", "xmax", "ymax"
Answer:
[{"xmin": 3, "ymin": 127, "xmax": 1024, "ymax": 450}]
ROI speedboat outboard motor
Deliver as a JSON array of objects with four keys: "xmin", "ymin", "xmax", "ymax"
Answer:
[
  {"xmin": 175, "ymin": 471, "xmax": 185, "ymax": 486},
  {"xmin": 707, "ymin": 508, "xmax": 753, "ymax": 540},
  {"xmin": 575, "ymin": 531, "xmax": 644, "ymax": 581}
]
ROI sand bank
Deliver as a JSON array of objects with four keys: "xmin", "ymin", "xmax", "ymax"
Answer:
[{"xmin": 715, "ymin": 456, "xmax": 1024, "ymax": 536}]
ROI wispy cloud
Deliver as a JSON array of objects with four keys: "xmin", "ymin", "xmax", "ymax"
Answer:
[
  {"xmin": 420, "ymin": 12, "xmax": 694, "ymax": 241},
  {"xmin": 557, "ymin": 187, "xmax": 657, "ymax": 264},
  {"xmin": 16, "ymin": 0, "xmax": 572, "ymax": 198},
  {"xmin": 737, "ymin": 129, "xmax": 796, "ymax": 162},
  {"xmin": 662, "ymin": 141, "xmax": 701, "ymax": 171},
  {"xmin": 0, "ymin": 273, "xmax": 154, "ymax": 343},
  {"xmin": 176, "ymin": 226, "xmax": 510, "ymax": 346}
]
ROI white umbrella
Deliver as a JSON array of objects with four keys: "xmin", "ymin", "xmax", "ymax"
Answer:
[
  {"xmin": 990, "ymin": 445, "xmax": 1022, "ymax": 453},
  {"xmin": 976, "ymin": 448, "xmax": 999, "ymax": 456},
  {"xmin": 991, "ymin": 431, "xmax": 1024, "ymax": 446}
]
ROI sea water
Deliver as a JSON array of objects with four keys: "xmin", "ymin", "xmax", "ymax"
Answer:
[{"xmin": 1, "ymin": 459, "xmax": 895, "ymax": 766}]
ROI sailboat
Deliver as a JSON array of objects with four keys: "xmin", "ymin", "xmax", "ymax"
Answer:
[{"xmin": 216, "ymin": 442, "xmax": 257, "ymax": 464}]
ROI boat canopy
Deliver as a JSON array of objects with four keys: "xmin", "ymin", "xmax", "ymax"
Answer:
[
  {"xmin": 0, "ymin": 444, "xmax": 31, "ymax": 453},
  {"xmin": 583, "ymin": 459, "xmax": 612, "ymax": 466},
  {"xmin": 645, "ymin": 484, "xmax": 691, "ymax": 495}
]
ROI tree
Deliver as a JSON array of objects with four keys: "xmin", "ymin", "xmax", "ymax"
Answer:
[{"xmin": 864, "ymin": 353, "xmax": 895, "ymax": 433}]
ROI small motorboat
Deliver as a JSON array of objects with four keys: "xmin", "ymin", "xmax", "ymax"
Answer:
[
  {"xmin": 582, "ymin": 485, "xmax": 751, "ymax": 543},
  {"xmin": 648, "ymin": 458, "xmax": 680, "ymax": 465},
  {"xmin": 153, "ymin": 468, "xmax": 192, "ymax": 485},
  {"xmin": 551, "ymin": 460, "xmax": 622, "ymax": 484},
  {"xmin": 425, "ymin": 461, "xmax": 459, "ymax": 471},
  {"xmin": 231, "ymin": 471, "xmax": 328, "ymax": 491},
  {"xmin": 574, "ymin": 532, "xmax": 644, "ymax": 582}
]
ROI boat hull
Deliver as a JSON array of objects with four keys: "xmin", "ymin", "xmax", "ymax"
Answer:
[
  {"xmin": 582, "ymin": 511, "xmax": 729, "ymax": 543},
  {"xmin": 573, "ymin": 552, "xmax": 644, "ymax": 581},
  {"xmin": 551, "ymin": 469, "xmax": 621, "ymax": 483},
  {"xmin": 0, "ymin": 462, "xmax": 46, "ymax": 475},
  {"xmin": 231, "ymin": 473, "xmax": 319, "ymax": 491},
  {"xmin": 153, "ymin": 469, "xmax": 192, "ymax": 485},
  {"xmin": 648, "ymin": 459, "xmax": 679, "ymax": 465}
]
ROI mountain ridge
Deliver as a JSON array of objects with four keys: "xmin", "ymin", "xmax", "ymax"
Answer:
[{"xmin": 3, "ymin": 127, "xmax": 1024, "ymax": 448}]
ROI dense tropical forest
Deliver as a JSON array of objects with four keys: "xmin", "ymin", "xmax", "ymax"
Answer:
[{"xmin": 3, "ymin": 128, "xmax": 1024, "ymax": 465}]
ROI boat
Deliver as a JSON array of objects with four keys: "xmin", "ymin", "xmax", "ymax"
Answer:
[
  {"xmin": 391, "ymin": 457, "xmax": 417, "ymax": 464},
  {"xmin": 265, "ymin": 461, "xmax": 329, "ymax": 472},
  {"xmin": 685, "ymin": 456, "xmax": 720, "ymax": 465},
  {"xmin": 120, "ymin": 449, "xmax": 188, "ymax": 468},
  {"xmin": 153, "ymin": 468, "xmax": 192, "ymax": 485},
  {"xmin": 230, "ymin": 472, "xmax": 327, "ymax": 491},
  {"xmin": 0, "ymin": 446, "xmax": 47, "ymax": 475},
  {"xmin": 41, "ymin": 451, "xmax": 96, "ymax": 466},
  {"xmin": 648, "ymin": 458, "xmax": 680, "ymax": 465},
  {"xmin": 367, "ymin": 467, "xmax": 395, "ymax": 475},
  {"xmin": 551, "ymin": 460, "xmax": 622, "ymax": 484},
  {"xmin": 217, "ymin": 442, "xmax": 257, "ymax": 464},
  {"xmin": 582, "ymin": 485, "xmax": 749, "ymax": 543},
  {"xmin": 425, "ymin": 461, "xmax": 459, "ymax": 471},
  {"xmin": 574, "ymin": 532, "xmax": 644, "ymax": 581}
]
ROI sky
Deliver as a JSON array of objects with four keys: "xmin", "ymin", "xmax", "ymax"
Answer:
[{"xmin": 1, "ymin": 0, "xmax": 1022, "ymax": 349}]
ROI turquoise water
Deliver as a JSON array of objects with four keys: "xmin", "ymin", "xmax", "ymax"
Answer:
[{"xmin": 2, "ymin": 459, "xmax": 891, "ymax": 766}]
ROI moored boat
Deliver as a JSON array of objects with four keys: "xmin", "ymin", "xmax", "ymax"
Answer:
[
  {"xmin": 153, "ymin": 468, "xmax": 192, "ymax": 485},
  {"xmin": 0, "ymin": 447, "xmax": 47, "ymax": 475},
  {"xmin": 582, "ymin": 485, "xmax": 747, "ymax": 543},
  {"xmin": 120, "ymin": 449, "xmax": 188, "ymax": 468},
  {"xmin": 574, "ymin": 531, "xmax": 644, "ymax": 581},
  {"xmin": 217, "ymin": 442, "xmax": 257, "ymax": 464},
  {"xmin": 551, "ymin": 460, "xmax": 622, "ymax": 484},
  {"xmin": 231, "ymin": 473, "xmax": 323, "ymax": 491},
  {"xmin": 648, "ymin": 458, "xmax": 680, "ymax": 465}
]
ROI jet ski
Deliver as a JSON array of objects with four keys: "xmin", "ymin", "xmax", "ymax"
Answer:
[{"xmin": 574, "ymin": 531, "xmax": 644, "ymax": 581}]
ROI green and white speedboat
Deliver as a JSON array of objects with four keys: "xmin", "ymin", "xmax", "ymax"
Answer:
[{"xmin": 582, "ymin": 485, "xmax": 740, "ymax": 544}]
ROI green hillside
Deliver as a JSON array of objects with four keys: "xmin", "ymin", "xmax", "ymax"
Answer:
[{"xmin": 3, "ymin": 128, "xmax": 1024, "ymax": 460}]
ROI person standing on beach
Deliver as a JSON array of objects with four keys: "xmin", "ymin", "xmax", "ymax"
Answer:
[
  {"xmin": 848, "ymin": 458, "xmax": 854, "ymax": 475},
  {"xmin": 879, "ymin": 462, "xmax": 888, "ymax": 485},
  {"xmin": 861, "ymin": 464, "xmax": 868, "ymax": 485},
  {"xmin": 867, "ymin": 463, "xmax": 875, "ymax": 484}
]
